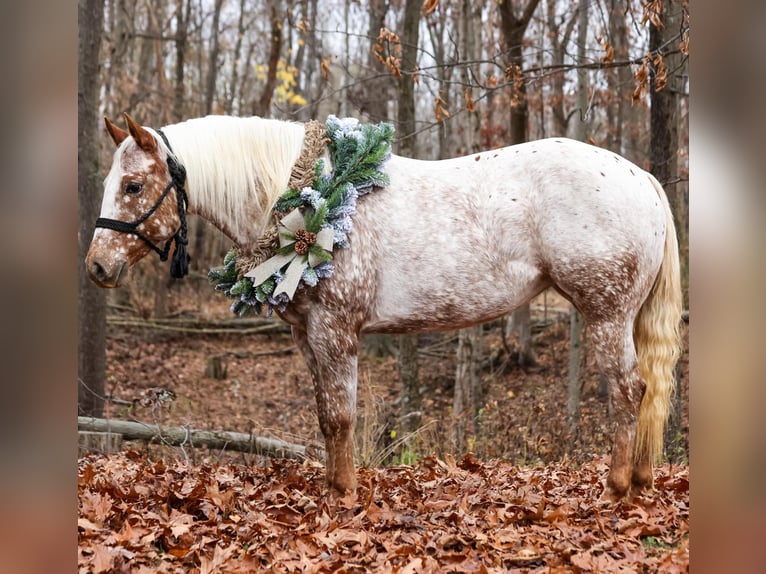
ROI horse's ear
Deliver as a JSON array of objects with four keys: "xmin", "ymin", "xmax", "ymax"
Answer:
[
  {"xmin": 104, "ymin": 116, "xmax": 129, "ymax": 147},
  {"xmin": 123, "ymin": 113, "xmax": 157, "ymax": 152}
]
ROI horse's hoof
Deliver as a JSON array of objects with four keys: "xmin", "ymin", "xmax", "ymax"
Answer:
[
  {"xmin": 602, "ymin": 485, "xmax": 627, "ymax": 503},
  {"xmin": 631, "ymin": 468, "xmax": 654, "ymax": 492}
]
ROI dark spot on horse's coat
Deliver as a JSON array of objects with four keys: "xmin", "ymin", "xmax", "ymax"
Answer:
[
  {"xmin": 555, "ymin": 140, "xmax": 563, "ymax": 143},
  {"xmin": 475, "ymin": 155, "xmax": 481, "ymax": 161},
  {"xmin": 630, "ymin": 168, "xmax": 635, "ymax": 176},
  {"xmin": 531, "ymin": 150, "xmax": 538, "ymax": 153},
  {"xmin": 600, "ymin": 172, "xmax": 606, "ymax": 177},
  {"xmin": 595, "ymin": 187, "xmax": 600, "ymax": 192},
  {"xmin": 493, "ymin": 154, "xmax": 498, "ymax": 158},
  {"xmin": 511, "ymin": 198, "xmax": 517, "ymax": 202}
]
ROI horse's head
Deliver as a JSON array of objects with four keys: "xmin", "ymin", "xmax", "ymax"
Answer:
[{"xmin": 86, "ymin": 113, "xmax": 188, "ymax": 288}]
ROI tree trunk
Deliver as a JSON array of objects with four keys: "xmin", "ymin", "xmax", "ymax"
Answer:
[
  {"xmin": 606, "ymin": 0, "xmax": 631, "ymax": 155},
  {"xmin": 567, "ymin": 307, "xmax": 583, "ymax": 436},
  {"xmin": 173, "ymin": 0, "xmax": 189, "ymax": 121},
  {"xmin": 573, "ymin": 0, "xmax": 589, "ymax": 141},
  {"xmin": 395, "ymin": 0, "xmax": 423, "ymax": 434},
  {"xmin": 546, "ymin": 0, "xmax": 577, "ymax": 137},
  {"xmin": 295, "ymin": 0, "xmax": 319, "ymax": 120},
  {"xmin": 460, "ymin": 0, "xmax": 482, "ymax": 154},
  {"xmin": 506, "ymin": 303, "xmax": 536, "ymax": 368},
  {"xmin": 397, "ymin": 0, "xmax": 421, "ymax": 156},
  {"xmin": 204, "ymin": 0, "xmax": 224, "ymax": 115},
  {"xmin": 499, "ymin": 0, "xmax": 541, "ymax": 369},
  {"xmin": 361, "ymin": 0, "xmax": 390, "ymax": 122},
  {"xmin": 567, "ymin": 0, "xmax": 589, "ymax": 430},
  {"xmin": 453, "ymin": 325, "xmax": 483, "ymax": 452},
  {"xmin": 398, "ymin": 335, "xmax": 421, "ymax": 434},
  {"xmin": 649, "ymin": 0, "xmax": 685, "ymax": 457},
  {"xmin": 225, "ymin": 0, "xmax": 247, "ymax": 114},
  {"xmin": 452, "ymin": 0, "xmax": 484, "ymax": 454},
  {"xmin": 252, "ymin": 2, "xmax": 283, "ymax": 117},
  {"xmin": 78, "ymin": 0, "xmax": 107, "ymax": 417},
  {"xmin": 359, "ymin": 0, "xmax": 393, "ymax": 358}
]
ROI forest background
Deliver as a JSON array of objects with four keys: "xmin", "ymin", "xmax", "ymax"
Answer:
[{"xmin": 78, "ymin": 0, "xmax": 689, "ymax": 455}]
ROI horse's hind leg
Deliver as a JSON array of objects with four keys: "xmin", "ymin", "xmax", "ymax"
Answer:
[{"xmin": 588, "ymin": 320, "xmax": 645, "ymax": 501}]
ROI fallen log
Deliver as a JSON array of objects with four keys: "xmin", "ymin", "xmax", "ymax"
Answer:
[
  {"xmin": 78, "ymin": 417, "xmax": 318, "ymax": 460},
  {"xmin": 106, "ymin": 315, "xmax": 291, "ymax": 335}
]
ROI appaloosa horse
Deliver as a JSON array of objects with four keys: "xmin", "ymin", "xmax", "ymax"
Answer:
[{"xmin": 86, "ymin": 113, "xmax": 682, "ymax": 500}]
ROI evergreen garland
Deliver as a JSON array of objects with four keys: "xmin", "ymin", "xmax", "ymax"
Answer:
[{"xmin": 209, "ymin": 116, "xmax": 393, "ymax": 317}]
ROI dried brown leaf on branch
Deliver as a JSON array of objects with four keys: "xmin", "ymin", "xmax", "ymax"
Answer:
[
  {"xmin": 642, "ymin": 0, "xmax": 664, "ymax": 29},
  {"xmin": 505, "ymin": 64, "xmax": 525, "ymax": 108},
  {"xmin": 374, "ymin": 27, "xmax": 403, "ymax": 78},
  {"xmin": 653, "ymin": 52, "xmax": 668, "ymax": 92},
  {"xmin": 464, "ymin": 88, "xmax": 476, "ymax": 112},
  {"xmin": 320, "ymin": 56, "xmax": 331, "ymax": 81},
  {"xmin": 422, "ymin": 0, "xmax": 439, "ymax": 17},
  {"xmin": 601, "ymin": 38, "xmax": 615, "ymax": 65},
  {"xmin": 632, "ymin": 55, "xmax": 651, "ymax": 104},
  {"xmin": 435, "ymin": 92, "xmax": 450, "ymax": 122}
]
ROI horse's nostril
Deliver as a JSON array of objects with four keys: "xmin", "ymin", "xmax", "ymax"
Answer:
[{"xmin": 89, "ymin": 260, "xmax": 108, "ymax": 283}]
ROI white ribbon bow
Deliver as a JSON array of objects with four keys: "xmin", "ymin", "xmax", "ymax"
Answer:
[{"xmin": 244, "ymin": 209, "xmax": 334, "ymax": 300}]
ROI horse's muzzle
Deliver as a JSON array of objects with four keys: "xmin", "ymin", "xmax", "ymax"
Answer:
[{"xmin": 86, "ymin": 256, "xmax": 128, "ymax": 288}]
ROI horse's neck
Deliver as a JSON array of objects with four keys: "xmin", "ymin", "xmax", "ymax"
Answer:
[{"xmin": 163, "ymin": 116, "xmax": 305, "ymax": 247}]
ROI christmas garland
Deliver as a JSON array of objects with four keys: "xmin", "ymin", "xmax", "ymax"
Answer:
[{"xmin": 208, "ymin": 116, "xmax": 394, "ymax": 316}]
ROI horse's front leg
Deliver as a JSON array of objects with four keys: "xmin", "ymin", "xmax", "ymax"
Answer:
[{"xmin": 292, "ymin": 319, "xmax": 359, "ymax": 494}]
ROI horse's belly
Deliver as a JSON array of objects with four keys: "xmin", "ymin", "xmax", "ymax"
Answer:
[{"xmin": 361, "ymin": 257, "xmax": 550, "ymax": 334}]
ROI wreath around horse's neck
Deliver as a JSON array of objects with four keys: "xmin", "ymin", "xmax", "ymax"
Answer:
[{"xmin": 209, "ymin": 116, "xmax": 394, "ymax": 317}]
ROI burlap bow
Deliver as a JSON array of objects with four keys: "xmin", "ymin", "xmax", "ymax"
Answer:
[{"xmin": 244, "ymin": 209, "xmax": 333, "ymax": 300}]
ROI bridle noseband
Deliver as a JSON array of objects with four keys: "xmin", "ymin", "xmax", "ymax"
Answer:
[{"xmin": 95, "ymin": 130, "xmax": 190, "ymax": 279}]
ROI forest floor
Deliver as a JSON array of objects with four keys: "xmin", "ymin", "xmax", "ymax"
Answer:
[{"xmin": 78, "ymin": 276, "xmax": 689, "ymax": 573}]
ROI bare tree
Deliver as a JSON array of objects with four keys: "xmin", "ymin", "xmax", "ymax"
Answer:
[
  {"xmin": 173, "ymin": 0, "xmax": 191, "ymax": 120},
  {"xmin": 225, "ymin": 0, "xmax": 247, "ymax": 114},
  {"xmin": 395, "ymin": 0, "xmax": 423, "ymax": 435},
  {"xmin": 648, "ymin": 0, "xmax": 686, "ymax": 458},
  {"xmin": 78, "ymin": 0, "xmax": 107, "ymax": 417},
  {"xmin": 252, "ymin": 1, "xmax": 284, "ymax": 117},
  {"xmin": 499, "ymin": 0, "xmax": 541, "ymax": 369},
  {"xmin": 567, "ymin": 0, "xmax": 590, "ymax": 435},
  {"xmin": 453, "ymin": 0, "xmax": 484, "ymax": 454},
  {"xmin": 204, "ymin": 0, "xmax": 225, "ymax": 115}
]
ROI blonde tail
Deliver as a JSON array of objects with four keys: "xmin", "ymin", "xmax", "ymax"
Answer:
[{"xmin": 634, "ymin": 174, "xmax": 683, "ymax": 464}]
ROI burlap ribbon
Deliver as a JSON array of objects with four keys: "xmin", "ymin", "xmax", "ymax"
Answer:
[
  {"xmin": 234, "ymin": 120, "xmax": 328, "ymax": 278},
  {"xmin": 243, "ymin": 209, "xmax": 333, "ymax": 300}
]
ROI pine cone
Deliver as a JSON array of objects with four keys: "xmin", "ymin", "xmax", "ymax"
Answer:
[
  {"xmin": 295, "ymin": 228, "xmax": 318, "ymax": 245},
  {"xmin": 294, "ymin": 241, "xmax": 309, "ymax": 255}
]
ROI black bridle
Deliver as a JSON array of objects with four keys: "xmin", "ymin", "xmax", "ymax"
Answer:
[{"xmin": 95, "ymin": 130, "xmax": 190, "ymax": 278}]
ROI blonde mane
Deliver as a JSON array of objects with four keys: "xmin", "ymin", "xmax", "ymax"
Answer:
[{"xmin": 154, "ymin": 115, "xmax": 305, "ymax": 241}]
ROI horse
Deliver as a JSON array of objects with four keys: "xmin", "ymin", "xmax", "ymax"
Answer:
[{"xmin": 85, "ymin": 113, "xmax": 682, "ymax": 501}]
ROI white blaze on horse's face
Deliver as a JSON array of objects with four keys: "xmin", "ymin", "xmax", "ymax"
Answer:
[{"xmin": 85, "ymin": 115, "xmax": 180, "ymax": 288}]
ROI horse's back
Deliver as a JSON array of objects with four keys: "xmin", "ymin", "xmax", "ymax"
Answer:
[{"xmin": 346, "ymin": 138, "xmax": 667, "ymax": 332}]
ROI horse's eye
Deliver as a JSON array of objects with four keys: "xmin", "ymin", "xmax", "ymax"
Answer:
[{"xmin": 125, "ymin": 181, "xmax": 143, "ymax": 194}]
